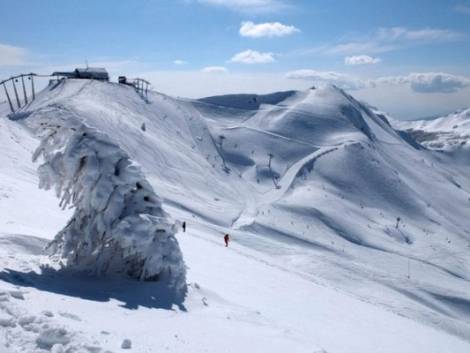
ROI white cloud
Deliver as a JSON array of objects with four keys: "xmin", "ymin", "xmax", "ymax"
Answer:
[
  {"xmin": 0, "ymin": 43, "xmax": 28, "ymax": 66},
  {"xmin": 286, "ymin": 70, "xmax": 470, "ymax": 94},
  {"xmin": 344, "ymin": 55, "xmax": 381, "ymax": 65},
  {"xmin": 173, "ymin": 60, "xmax": 187, "ymax": 65},
  {"xmin": 324, "ymin": 27, "xmax": 464, "ymax": 55},
  {"xmin": 230, "ymin": 49, "xmax": 275, "ymax": 64},
  {"xmin": 285, "ymin": 70, "xmax": 366, "ymax": 90},
  {"xmin": 454, "ymin": 3, "xmax": 470, "ymax": 14},
  {"xmin": 375, "ymin": 27, "xmax": 463, "ymax": 42},
  {"xmin": 325, "ymin": 42, "xmax": 396, "ymax": 55},
  {"xmin": 239, "ymin": 21, "xmax": 299, "ymax": 38},
  {"xmin": 375, "ymin": 72, "xmax": 470, "ymax": 93},
  {"xmin": 196, "ymin": 0, "xmax": 288, "ymax": 12},
  {"xmin": 201, "ymin": 66, "xmax": 228, "ymax": 73}
]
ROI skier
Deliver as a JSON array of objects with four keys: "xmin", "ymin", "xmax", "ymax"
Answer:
[
  {"xmin": 182, "ymin": 221, "xmax": 186, "ymax": 233},
  {"xmin": 224, "ymin": 233, "xmax": 230, "ymax": 247}
]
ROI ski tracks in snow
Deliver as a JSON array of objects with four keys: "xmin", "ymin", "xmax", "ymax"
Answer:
[{"xmin": 231, "ymin": 146, "xmax": 339, "ymax": 230}]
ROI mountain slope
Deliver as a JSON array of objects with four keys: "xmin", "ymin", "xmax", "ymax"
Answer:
[{"xmin": 1, "ymin": 79, "xmax": 470, "ymax": 352}]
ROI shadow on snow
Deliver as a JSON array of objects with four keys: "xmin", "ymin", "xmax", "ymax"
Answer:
[{"xmin": 0, "ymin": 267, "xmax": 187, "ymax": 311}]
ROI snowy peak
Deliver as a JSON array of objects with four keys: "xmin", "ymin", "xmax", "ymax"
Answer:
[
  {"xmin": 395, "ymin": 108, "xmax": 470, "ymax": 152},
  {"xmin": 263, "ymin": 86, "xmax": 376, "ymax": 142},
  {"xmin": 191, "ymin": 85, "xmax": 392, "ymax": 202},
  {"xmin": 198, "ymin": 85, "xmax": 401, "ymax": 148}
]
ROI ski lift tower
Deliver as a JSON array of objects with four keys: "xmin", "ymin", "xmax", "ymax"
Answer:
[{"xmin": 1, "ymin": 73, "xmax": 37, "ymax": 114}]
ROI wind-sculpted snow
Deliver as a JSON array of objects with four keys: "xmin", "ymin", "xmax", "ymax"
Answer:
[{"xmin": 31, "ymin": 115, "xmax": 186, "ymax": 291}]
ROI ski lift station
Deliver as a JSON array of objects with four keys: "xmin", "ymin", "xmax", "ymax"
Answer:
[
  {"xmin": 1, "ymin": 67, "xmax": 151, "ymax": 115},
  {"xmin": 52, "ymin": 67, "xmax": 110, "ymax": 81}
]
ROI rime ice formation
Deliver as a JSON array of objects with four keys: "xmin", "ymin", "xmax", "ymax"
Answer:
[{"xmin": 33, "ymin": 118, "xmax": 186, "ymax": 290}]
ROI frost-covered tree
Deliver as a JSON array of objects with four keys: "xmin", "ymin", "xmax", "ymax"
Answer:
[{"xmin": 33, "ymin": 121, "xmax": 186, "ymax": 292}]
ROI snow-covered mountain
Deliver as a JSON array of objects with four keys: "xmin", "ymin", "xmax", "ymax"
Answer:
[
  {"xmin": 1, "ymin": 79, "xmax": 470, "ymax": 352},
  {"xmin": 395, "ymin": 108, "xmax": 470, "ymax": 152}
]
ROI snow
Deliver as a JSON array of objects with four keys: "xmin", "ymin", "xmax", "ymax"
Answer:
[
  {"xmin": 35, "ymin": 328, "xmax": 70, "ymax": 350},
  {"xmin": 0, "ymin": 79, "xmax": 470, "ymax": 352},
  {"xmin": 394, "ymin": 108, "xmax": 470, "ymax": 150}
]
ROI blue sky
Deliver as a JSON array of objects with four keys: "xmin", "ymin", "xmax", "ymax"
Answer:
[{"xmin": 1, "ymin": 0, "xmax": 469, "ymax": 119}]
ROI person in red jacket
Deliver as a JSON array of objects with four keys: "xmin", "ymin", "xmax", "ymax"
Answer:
[{"xmin": 224, "ymin": 233, "xmax": 230, "ymax": 247}]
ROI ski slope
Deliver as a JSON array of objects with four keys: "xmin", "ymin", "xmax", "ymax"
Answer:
[{"xmin": 1, "ymin": 79, "xmax": 470, "ymax": 352}]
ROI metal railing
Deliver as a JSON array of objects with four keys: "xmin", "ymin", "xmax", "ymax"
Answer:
[
  {"xmin": 133, "ymin": 78, "xmax": 150, "ymax": 98},
  {"xmin": 119, "ymin": 76, "xmax": 150, "ymax": 99}
]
